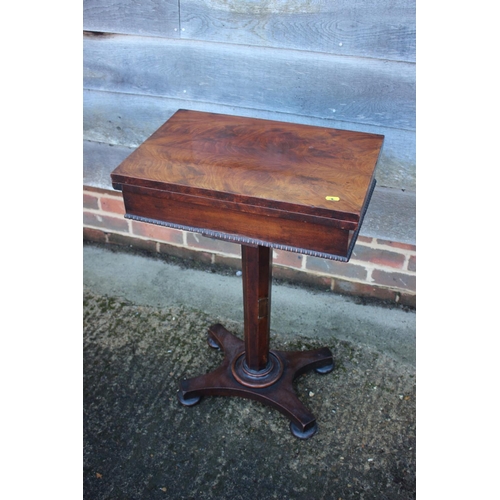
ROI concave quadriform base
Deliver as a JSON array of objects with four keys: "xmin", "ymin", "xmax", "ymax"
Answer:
[
  {"xmin": 177, "ymin": 323, "xmax": 334, "ymax": 439},
  {"xmin": 110, "ymin": 112, "xmax": 381, "ymax": 441}
]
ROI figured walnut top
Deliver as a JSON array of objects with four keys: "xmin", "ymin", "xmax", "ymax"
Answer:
[{"xmin": 111, "ymin": 110, "xmax": 383, "ymax": 223}]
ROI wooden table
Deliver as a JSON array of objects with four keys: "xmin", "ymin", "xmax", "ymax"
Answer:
[{"xmin": 111, "ymin": 109, "xmax": 384, "ymax": 439}]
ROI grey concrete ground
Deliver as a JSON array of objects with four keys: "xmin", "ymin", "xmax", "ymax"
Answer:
[{"xmin": 83, "ymin": 243, "xmax": 416, "ymax": 499}]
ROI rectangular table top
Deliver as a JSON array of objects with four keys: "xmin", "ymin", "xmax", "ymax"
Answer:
[{"xmin": 111, "ymin": 110, "xmax": 384, "ymax": 260}]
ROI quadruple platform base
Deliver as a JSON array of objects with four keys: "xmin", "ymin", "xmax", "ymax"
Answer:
[{"xmin": 177, "ymin": 323, "xmax": 334, "ymax": 439}]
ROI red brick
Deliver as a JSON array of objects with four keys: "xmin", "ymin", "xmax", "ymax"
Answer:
[
  {"xmin": 83, "ymin": 185, "xmax": 112, "ymax": 196},
  {"xmin": 398, "ymin": 293, "xmax": 416, "ymax": 308},
  {"xmin": 186, "ymin": 233, "xmax": 240, "ymax": 256},
  {"xmin": 131, "ymin": 220, "xmax": 184, "ymax": 245},
  {"xmin": 371, "ymin": 269, "xmax": 416, "ymax": 293},
  {"xmin": 333, "ymin": 279, "xmax": 400, "ymax": 302},
  {"xmin": 107, "ymin": 233, "xmax": 158, "ymax": 253},
  {"xmin": 333, "ymin": 279, "xmax": 416, "ymax": 308},
  {"xmin": 83, "ymin": 193, "xmax": 99, "ymax": 210},
  {"xmin": 408, "ymin": 255, "xmax": 416, "ymax": 272},
  {"xmin": 356, "ymin": 235, "xmax": 374, "ymax": 245},
  {"xmin": 83, "ymin": 227, "xmax": 107, "ymax": 244},
  {"xmin": 351, "ymin": 244, "xmax": 406, "ymax": 269},
  {"xmin": 376, "ymin": 239, "xmax": 416, "ymax": 252},
  {"xmin": 306, "ymin": 256, "xmax": 368, "ymax": 281},
  {"xmin": 83, "ymin": 211, "xmax": 129, "ymax": 233},
  {"xmin": 100, "ymin": 196, "xmax": 125, "ymax": 215},
  {"xmin": 158, "ymin": 242, "xmax": 213, "ymax": 264},
  {"xmin": 273, "ymin": 267, "xmax": 332, "ymax": 289},
  {"xmin": 272, "ymin": 249, "xmax": 303, "ymax": 269}
]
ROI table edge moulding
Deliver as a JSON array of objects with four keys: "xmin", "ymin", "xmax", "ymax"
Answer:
[{"xmin": 110, "ymin": 109, "xmax": 384, "ymax": 439}]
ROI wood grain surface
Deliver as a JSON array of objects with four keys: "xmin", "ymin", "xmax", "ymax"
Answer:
[
  {"xmin": 83, "ymin": 0, "xmax": 180, "ymax": 37},
  {"xmin": 83, "ymin": 35, "xmax": 415, "ymax": 131},
  {"xmin": 181, "ymin": 0, "xmax": 415, "ymax": 62},
  {"xmin": 112, "ymin": 110, "xmax": 383, "ymax": 221}
]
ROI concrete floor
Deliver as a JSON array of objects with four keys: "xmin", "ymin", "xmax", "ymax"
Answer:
[
  {"xmin": 83, "ymin": 243, "xmax": 416, "ymax": 499},
  {"xmin": 83, "ymin": 244, "xmax": 415, "ymax": 367}
]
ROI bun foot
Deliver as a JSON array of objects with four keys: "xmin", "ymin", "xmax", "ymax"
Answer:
[
  {"xmin": 177, "ymin": 390, "xmax": 201, "ymax": 407},
  {"xmin": 315, "ymin": 361, "xmax": 334, "ymax": 374},
  {"xmin": 290, "ymin": 421, "xmax": 318, "ymax": 439}
]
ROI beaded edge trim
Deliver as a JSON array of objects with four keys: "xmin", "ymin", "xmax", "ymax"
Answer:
[{"xmin": 124, "ymin": 179, "xmax": 376, "ymax": 263}]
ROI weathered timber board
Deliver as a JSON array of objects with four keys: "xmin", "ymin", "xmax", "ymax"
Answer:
[
  {"xmin": 83, "ymin": 35, "xmax": 415, "ymax": 131},
  {"xmin": 83, "ymin": 89, "xmax": 415, "ymax": 190},
  {"xmin": 83, "ymin": 0, "xmax": 180, "ymax": 37},
  {"xmin": 180, "ymin": 0, "xmax": 415, "ymax": 62}
]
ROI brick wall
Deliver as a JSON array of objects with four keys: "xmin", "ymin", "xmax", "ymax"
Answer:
[{"xmin": 84, "ymin": 186, "xmax": 416, "ymax": 308}]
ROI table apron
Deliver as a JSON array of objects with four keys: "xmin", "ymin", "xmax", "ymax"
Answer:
[{"xmin": 121, "ymin": 184, "xmax": 354, "ymax": 259}]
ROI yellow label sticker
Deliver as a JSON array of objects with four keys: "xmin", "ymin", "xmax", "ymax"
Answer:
[{"xmin": 325, "ymin": 196, "xmax": 340, "ymax": 202}]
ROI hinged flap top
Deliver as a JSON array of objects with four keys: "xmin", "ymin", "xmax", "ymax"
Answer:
[{"xmin": 111, "ymin": 110, "xmax": 384, "ymax": 226}]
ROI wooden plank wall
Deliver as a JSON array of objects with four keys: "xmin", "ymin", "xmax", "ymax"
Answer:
[{"xmin": 83, "ymin": 0, "xmax": 416, "ymax": 192}]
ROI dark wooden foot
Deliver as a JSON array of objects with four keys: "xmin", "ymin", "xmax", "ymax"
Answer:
[{"xmin": 177, "ymin": 323, "xmax": 334, "ymax": 438}]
